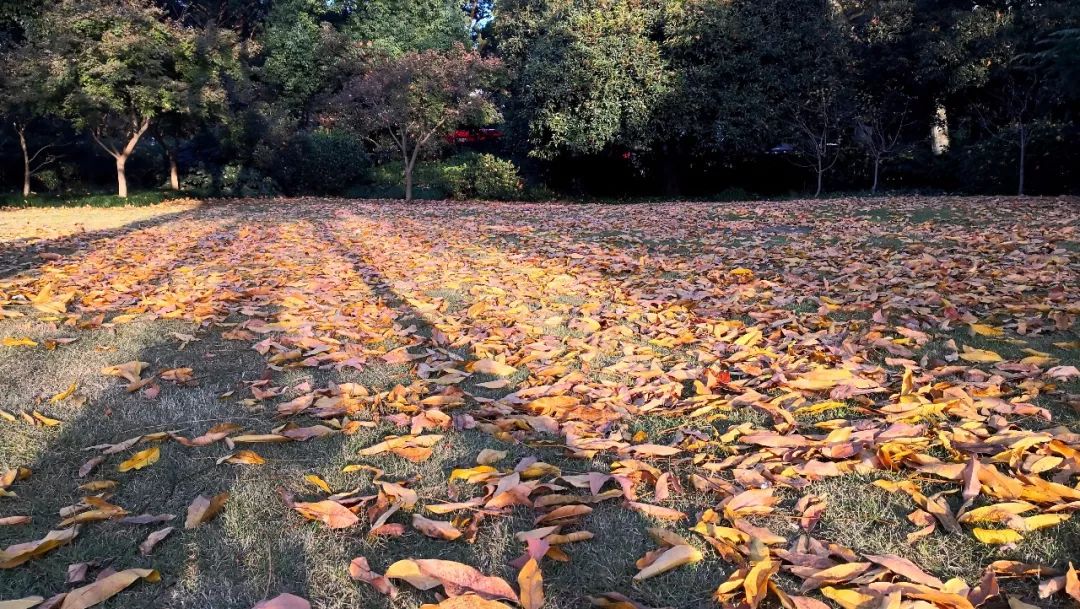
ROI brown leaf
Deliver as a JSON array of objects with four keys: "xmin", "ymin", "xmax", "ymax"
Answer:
[
  {"xmin": 250, "ymin": 593, "xmax": 311, "ymax": 609},
  {"xmin": 386, "ymin": 559, "xmax": 518, "ymax": 601},
  {"xmin": 292, "ymin": 501, "xmax": 358, "ymax": 529},
  {"xmin": 138, "ymin": 527, "xmax": 174, "ymax": 556},
  {"xmin": 412, "ymin": 514, "xmax": 462, "ymax": 540},
  {"xmin": 184, "ymin": 492, "xmax": 229, "ymax": 529},
  {"xmin": 59, "ymin": 568, "xmax": 159, "ymax": 609},
  {"xmin": 0, "ymin": 528, "xmax": 79, "ymax": 569},
  {"xmin": 348, "ymin": 556, "xmax": 398, "ymax": 598},
  {"xmin": 633, "ymin": 544, "xmax": 703, "ymax": 580}
]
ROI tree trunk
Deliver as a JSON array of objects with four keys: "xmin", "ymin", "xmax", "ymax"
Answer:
[
  {"xmin": 168, "ymin": 154, "xmax": 180, "ymax": 191},
  {"xmin": 1017, "ymin": 126, "xmax": 1026, "ymax": 197},
  {"xmin": 871, "ymin": 156, "xmax": 880, "ymax": 195},
  {"xmin": 89, "ymin": 116, "xmax": 151, "ymax": 199},
  {"xmin": 116, "ymin": 155, "xmax": 129, "ymax": 199},
  {"xmin": 403, "ymin": 159, "xmax": 414, "ymax": 203},
  {"xmin": 931, "ymin": 104, "xmax": 949, "ymax": 155},
  {"xmin": 814, "ymin": 156, "xmax": 824, "ymax": 198},
  {"xmin": 16, "ymin": 125, "xmax": 30, "ymax": 198}
]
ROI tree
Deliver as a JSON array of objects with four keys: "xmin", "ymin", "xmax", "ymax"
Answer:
[
  {"xmin": 854, "ymin": 97, "xmax": 910, "ymax": 194},
  {"xmin": 492, "ymin": 0, "xmax": 669, "ymax": 161},
  {"xmin": 260, "ymin": 1, "xmax": 356, "ymax": 120},
  {"xmin": 155, "ymin": 23, "xmax": 242, "ymax": 190},
  {"xmin": 44, "ymin": 0, "xmax": 194, "ymax": 197},
  {"xmin": 789, "ymin": 86, "xmax": 845, "ymax": 198},
  {"xmin": 344, "ymin": 0, "xmax": 469, "ymax": 54},
  {"xmin": 0, "ymin": 32, "xmax": 70, "ymax": 197},
  {"xmin": 975, "ymin": 70, "xmax": 1044, "ymax": 196},
  {"xmin": 328, "ymin": 44, "xmax": 503, "ymax": 201}
]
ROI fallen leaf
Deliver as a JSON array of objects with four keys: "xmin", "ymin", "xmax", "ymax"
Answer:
[
  {"xmin": 349, "ymin": 556, "xmax": 398, "ymax": 598},
  {"xmin": 58, "ymin": 568, "xmax": 159, "ymax": 609},
  {"xmin": 184, "ymin": 492, "xmax": 229, "ymax": 529},
  {"xmin": 633, "ymin": 544, "xmax": 703, "ymax": 580},
  {"xmin": 251, "ymin": 594, "xmax": 310, "ymax": 609},
  {"xmin": 138, "ymin": 527, "xmax": 174, "ymax": 556},
  {"xmin": 293, "ymin": 501, "xmax": 358, "ymax": 529},
  {"xmin": 117, "ymin": 447, "xmax": 160, "ymax": 472}
]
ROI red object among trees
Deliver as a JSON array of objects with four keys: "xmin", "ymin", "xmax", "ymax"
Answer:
[{"xmin": 446, "ymin": 128, "xmax": 504, "ymax": 144}]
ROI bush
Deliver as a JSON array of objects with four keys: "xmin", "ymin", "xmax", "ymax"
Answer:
[
  {"xmin": 222, "ymin": 164, "xmax": 277, "ymax": 197},
  {"xmin": 356, "ymin": 153, "xmax": 522, "ymax": 200},
  {"xmin": 471, "ymin": 154, "xmax": 522, "ymax": 199},
  {"xmin": 276, "ymin": 130, "xmax": 370, "ymax": 195}
]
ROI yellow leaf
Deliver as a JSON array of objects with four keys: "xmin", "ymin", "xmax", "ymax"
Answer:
[
  {"xmin": 60, "ymin": 567, "xmax": 159, "ymax": 609},
  {"xmin": 117, "ymin": 447, "xmax": 160, "ymax": 472},
  {"xmin": 792, "ymin": 400, "xmax": 846, "ymax": 416},
  {"xmin": 1020, "ymin": 513, "xmax": 1069, "ymax": 531},
  {"xmin": 304, "ymin": 474, "xmax": 332, "ymax": 493},
  {"xmin": 787, "ymin": 368, "xmax": 853, "ymax": 391},
  {"xmin": 217, "ymin": 450, "xmax": 265, "ymax": 465},
  {"xmin": 518, "ymin": 558, "xmax": 544, "ymax": 609},
  {"xmin": 959, "ymin": 347, "xmax": 1004, "ymax": 363},
  {"xmin": 31, "ymin": 412, "xmax": 62, "ymax": 426},
  {"xmin": 973, "ymin": 528, "xmax": 1023, "ymax": 545},
  {"xmin": 820, "ymin": 587, "xmax": 877, "ymax": 609},
  {"xmin": 50, "ymin": 383, "xmax": 78, "ymax": 403},
  {"xmin": 970, "ymin": 323, "xmax": 1004, "ymax": 337},
  {"xmin": 450, "ymin": 465, "xmax": 498, "ymax": 482},
  {"xmin": 1, "ymin": 337, "xmax": 37, "ymax": 348}
]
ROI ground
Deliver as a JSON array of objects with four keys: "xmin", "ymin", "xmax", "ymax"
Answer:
[{"xmin": 0, "ymin": 196, "xmax": 1078, "ymax": 609}]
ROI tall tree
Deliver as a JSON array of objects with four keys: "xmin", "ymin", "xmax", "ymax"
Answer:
[
  {"xmin": 156, "ymin": 23, "xmax": 243, "ymax": 189},
  {"xmin": 259, "ymin": 0, "xmax": 355, "ymax": 119},
  {"xmin": 492, "ymin": 0, "xmax": 669, "ymax": 161},
  {"xmin": 0, "ymin": 29, "xmax": 71, "ymax": 197},
  {"xmin": 42, "ymin": 0, "xmax": 195, "ymax": 197},
  {"xmin": 328, "ymin": 44, "xmax": 504, "ymax": 201},
  {"xmin": 344, "ymin": 0, "xmax": 469, "ymax": 54}
]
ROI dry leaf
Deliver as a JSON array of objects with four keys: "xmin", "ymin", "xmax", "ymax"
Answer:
[{"xmin": 184, "ymin": 492, "xmax": 229, "ymax": 529}]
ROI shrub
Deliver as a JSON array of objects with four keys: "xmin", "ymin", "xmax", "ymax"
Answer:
[
  {"xmin": 353, "ymin": 153, "xmax": 522, "ymax": 200},
  {"xmin": 277, "ymin": 130, "xmax": 370, "ymax": 195},
  {"xmin": 471, "ymin": 154, "xmax": 522, "ymax": 200},
  {"xmin": 222, "ymin": 164, "xmax": 278, "ymax": 197}
]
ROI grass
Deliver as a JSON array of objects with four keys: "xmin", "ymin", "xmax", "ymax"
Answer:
[
  {"xmin": 0, "ymin": 190, "xmax": 191, "ymax": 209},
  {"xmin": 0, "ymin": 195, "xmax": 1078, "ymax": 608}
]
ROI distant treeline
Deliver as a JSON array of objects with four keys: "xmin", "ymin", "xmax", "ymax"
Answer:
[{"xmin": 1, "ymin": 0, "xmax": 1077, "ymax": 201}]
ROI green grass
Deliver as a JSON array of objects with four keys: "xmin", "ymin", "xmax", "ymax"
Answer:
[{"xmin": 0, "ymin": 190, "xmax": 191, "ymax": 209}]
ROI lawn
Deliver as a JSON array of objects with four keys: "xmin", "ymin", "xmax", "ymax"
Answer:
[{"xmin": 0, "ymin": 196, "xmax": 1078, "ymax": 609}]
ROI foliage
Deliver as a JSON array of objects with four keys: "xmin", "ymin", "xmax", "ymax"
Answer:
[
  {"xmin": 328, "ymin": 44, "xmax": 505, "ymax": 201},
  {"xmin": 343, "ymin": 0, "xmax": 469, "ymax": 54},
  {"xmin": 276, "ymin": 130, "xmax": 371, "ymax": 195},
  {"xmin": 493, "ymin": 0, "xmax": 669, "ymax": 160},
  {"xmin": 2, "ymin": 0, "xmax": 1080, "ymax": 198},
  {"xmin": 359, "ymin": 152, "xmax": 520, "ymax": 200}
]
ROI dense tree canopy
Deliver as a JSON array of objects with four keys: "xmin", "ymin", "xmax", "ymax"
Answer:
[{"xmin": 0, "ymin": 0, "xmax": 1077, "ymax": 199}]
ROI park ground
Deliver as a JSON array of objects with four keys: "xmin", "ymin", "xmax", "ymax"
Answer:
[{"xmin": 0, "ymin": 196, "xmax": 1078, "ymax": 609}]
